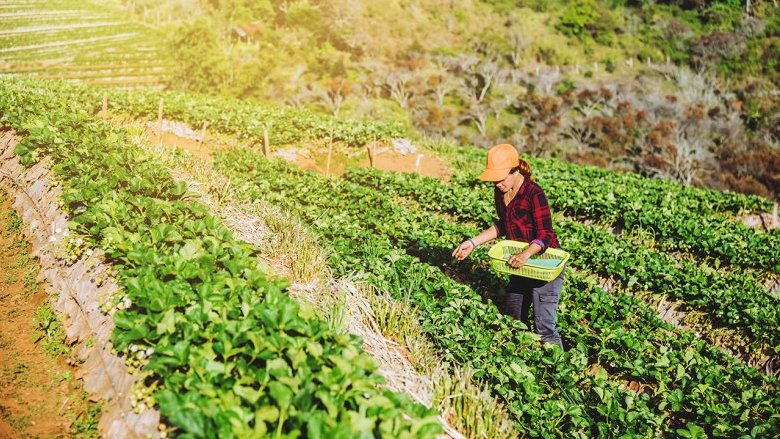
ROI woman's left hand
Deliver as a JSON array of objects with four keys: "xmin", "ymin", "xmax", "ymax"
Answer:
[{"xmin": 507, "ymin": 252, "xmax": 529, "ymax": 268}]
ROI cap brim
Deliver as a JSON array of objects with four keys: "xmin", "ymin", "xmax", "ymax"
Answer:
[{"xmin": 479, "ymin": 167, "xmax": 511, "ymax": 182}]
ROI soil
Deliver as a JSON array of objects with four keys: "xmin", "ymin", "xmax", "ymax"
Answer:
[
  {"xmin": 312, "ymin": 147, "xmax": 450, "ymax": 180},
  {"xmin": 738, "ymin": 211, "xmax": 780, "ymax": 231},
  {"xmin": 0, "ymin": 193, "xmax": 93, "ymax": 438},
  {"xmin": 144, "ymin": 125, "xmax": 229, "ymax": 162},
  {"xmin": 141, "ymin": 120, "xmax": 451, "ymax": 180}
]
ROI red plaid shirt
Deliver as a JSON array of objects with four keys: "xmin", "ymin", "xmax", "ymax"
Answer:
[{"xmin": 494, "ymin": 178, "xmax": 560, "ymax": 253}]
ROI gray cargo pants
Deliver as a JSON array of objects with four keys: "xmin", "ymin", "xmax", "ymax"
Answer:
[{"xmin": 503, "ymin": 270, "xmax": 564, "ymax": 348}]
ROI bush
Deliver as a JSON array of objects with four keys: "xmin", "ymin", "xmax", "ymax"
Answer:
[
  {"xmin": 761, "ymin": 38, "xmax": 780, "ymax": 82},
  {"xmin": 702, "ymin": 3, "xmax": 743, "ymax": 32},
  {"xmin": 167, "ymin": 19, "xmax": 230, "ymax": 92},
  {"xmin": 605, "ymin": 57, "xmax": 617, "ymax": 72},
  {"xmin": 555, "ymin": 77, "xmax": 576, "ymax": 95},
  {"xmin": 690, "ymin": 30, "xmax": 746, "ymax": 70},
  {"xmin": 557, "ymin": 0, "xmax": 621, "ymax": 43},
  {"xmin": 534, "ymin": 44, "xmax": 574, "ymax": 65}
]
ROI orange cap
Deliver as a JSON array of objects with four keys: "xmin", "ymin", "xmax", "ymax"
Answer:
[{"xmin": 479, "ymin": 144, "xmax": 520, "ymax": 181}]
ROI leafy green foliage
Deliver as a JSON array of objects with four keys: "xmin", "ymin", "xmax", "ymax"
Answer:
[
  {"xmin": 557, "ymin": 0, "xmax": 621, "ymax": 45},
  {"xmin": 348, "ymin": 166, "xmax": 780, "ymax": 350},
  {"xmin": 214, "ymin": 149, "xmax": 667, "ymax": 437},
  {"xmin": 79, "ymin": 85, "xmax": 404, "ymax": 148},
  {"xmin": 0, "ymin": 77, "xmax": 440, "ymax": 438},
  {"xmin": 34, "ymin": 303, "xmax": 70, "ymax": 358},
  {"xmin": 214, "ymin": 148, "xmax": 780, "ymax": 437}
]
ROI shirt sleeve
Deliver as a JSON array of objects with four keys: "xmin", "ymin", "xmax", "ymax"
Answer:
[
  {"xmin": 494, "ymin": 219, "xmax": 506, "ymax": 237},
  {"xmin": 530, "ymin": 189, "xmax": 555, "ymax": 254}
]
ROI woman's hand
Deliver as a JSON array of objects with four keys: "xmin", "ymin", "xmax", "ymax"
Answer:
[
  {"xmin": 452, "ymin": 241, "xmax": 475, "ymax": 261},
  {"xmin": 507, "ymin": 252, "xmax": 530, "ymax": 268}
]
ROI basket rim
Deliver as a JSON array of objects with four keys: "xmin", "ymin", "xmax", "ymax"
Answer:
[
  {"xmin": 488, "ymin": 240, "xmax": 570, "ymax": 260},
  {"xmin": 489, "ymin": 259, "xmax": 565, "ymax": 281}
]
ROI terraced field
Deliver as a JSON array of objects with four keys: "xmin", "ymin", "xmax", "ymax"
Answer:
[
  {"xmin": 0, "ymin": 0, "xmax": 171, "ymax": 88},
  {"xmin": 1, "ymin": 77, "xmax": 778, "ymax": 437}
]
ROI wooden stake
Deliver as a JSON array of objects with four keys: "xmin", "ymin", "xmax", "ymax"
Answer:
[
  {"xmin": 325, "ymin": 126, "xmax": 334, "ymax": 177},
  {"xmin": 102, "ymin": 93, "xmax": 107, "ymax": 115},
  {"xmin": 198, "ymin": 121, "xmax": 208, "ymax": 146},
  {"xmin": 263, "ymin": 128, "xmax": 270, "ymax": 157},
  {"xmin": 415, "ymin": 154, "xmax": 424, "ymax": 174},
  {"xmin": 366, "ymin": 138, "xmax": 375, "ymax": 168},
  {"xmin": 157, "ymin": 98, "xmax": 164, "ymax": 146}
]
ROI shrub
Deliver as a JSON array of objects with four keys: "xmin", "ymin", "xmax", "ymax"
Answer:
[
  {"xmin": 691, "ymin": 30, "xmax": 747, "ymax": 70},
  {"xmin": 702, "ymin": 3, "xmax": 743, "ymax": 32},
  {"xmin": 555, "ymin": 77, "xmax": 576, "ymax": 95},
  {"xmin": 605, "ymin": 57, "xmax": 617, "ymax": 73},
  {"xmin": 556, "ymin": 0, "xmax": 621, "ymax": 43}
]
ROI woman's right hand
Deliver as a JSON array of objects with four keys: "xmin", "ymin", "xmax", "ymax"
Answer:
[{"xmin": 452, "ymin": 241, "xmax": 475, "ymax": 261}]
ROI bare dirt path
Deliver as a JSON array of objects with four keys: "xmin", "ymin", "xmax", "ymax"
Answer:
[{"xmin": 0, "ymin": 193, "xmax": 96, "ymax": 438}]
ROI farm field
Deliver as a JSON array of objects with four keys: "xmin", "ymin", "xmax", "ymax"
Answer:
[
  {"xmin": 1, "ymin": 76, "xmax": 779, "ymax": 437},
  {"xmin": 0, "ymin": 0, "xmax": 171, "ymax": 88},
  {"xmin": 1, "ymin": 0, "xmax": 779, "ymax": 437}
]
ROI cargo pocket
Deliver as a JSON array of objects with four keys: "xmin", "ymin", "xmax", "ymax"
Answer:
[{"xmin": 539, "ymin": 291, "xmax": 559, "ymax": 303}]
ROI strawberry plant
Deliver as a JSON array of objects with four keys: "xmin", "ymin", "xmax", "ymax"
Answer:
[{"xmin": 0, "ymin": 77, "xmax": 440, "ymax": 438}]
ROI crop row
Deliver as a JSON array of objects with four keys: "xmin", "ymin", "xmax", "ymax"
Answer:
[
  {"xmin": 40, "ymin": 76, "xmax": 777, "ymax": 274},
  {"xmin": 0, "ymin": 15, "xmax": 116, "ymax": 30},
  {"xmin": 213, "ymin": 149, "xmax": 780, "ymax": 437},
  {"xmin": 214, "ymin": 150, "xmax": 668, "ymax": 437},
  {"xmin": 348, "ymin": 168, "xmax": 780, "ymax": 351},
  {"xmin": 0, "ymin": 34, "xmax": 149, "ymax": 62},
  {"xmin": 34, "ymin": 76, "xmax": 777, "ymax": 347},
  {"xmin": 82, "ymin": 75, "xmax": 778, "ymax": 272},
  {"xmin": 0, "ymin": 77, "xmax": 440, "ymax": 437},
  {"xmin": 0, "ymin": 23, "xmax": 143, "ymax": 46},
  {"xmin": 70, "ymin": 86, "xmax": 405, "ymax": 148}
]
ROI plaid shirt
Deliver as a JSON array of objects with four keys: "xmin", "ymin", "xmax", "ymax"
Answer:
[{"xmin": 494, "ymin": 178, "xmax": 560, "ymax": 253}]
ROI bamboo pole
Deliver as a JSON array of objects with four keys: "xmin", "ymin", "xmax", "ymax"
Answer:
[
  {"xmin": 325, "ymin": 126, "xmax": 334, "ymax": 177},
  {"xmin": 367, "ymin": 136, "xmax": 376, "ymax": 168},
  {"xmin": 198, "ymin": 121, "xmax": 208, "ymax": 146},
  {"xmin": 415, "ymin": 154, "xmax": 424, "ymax": 174},
  {"xmin": 157, "ymin": 98, "xmax": 164, "ymax": 147},
  {"xmin": 263, "ymin": 128, "xmax": 270, "ymax": 157}
]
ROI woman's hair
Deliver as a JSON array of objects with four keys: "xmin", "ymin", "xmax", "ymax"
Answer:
[{"xmin": 510, "ymin": 158, "xmax": 533, "ymax": 180}]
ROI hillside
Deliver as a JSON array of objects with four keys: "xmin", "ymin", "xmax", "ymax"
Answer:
[
  {"xmin": 122, "ymin": 0, "xmax": 780, "ymax": 199},
  {"xmin": 1, "ymin": 0, "xmax": 780, "ymax": 438}
]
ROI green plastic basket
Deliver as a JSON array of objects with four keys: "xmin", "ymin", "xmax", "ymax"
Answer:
[{"xmin": 487, "ymin": 240, "xmax": 569, "ymax": 282}]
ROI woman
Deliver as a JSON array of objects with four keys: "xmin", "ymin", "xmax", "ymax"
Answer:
[{"xmin": 452, "ymin": 144, "xmax": 564, "ymax": 348}]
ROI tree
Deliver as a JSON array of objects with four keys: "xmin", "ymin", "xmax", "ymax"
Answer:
[
  {"xmin": 384, "ymin": 70, "xmax": 414, "ymax": 109},
  {"xmin": 316, "ymin": 76, "xmax": 353, "ymax": 117},
  {"xmin": 506, "ymin": 27, "xmax": 530, "ymax": 68},
  {"xmin": 168, "ymin": 19, "xmax": 230, "ymax": 92}
]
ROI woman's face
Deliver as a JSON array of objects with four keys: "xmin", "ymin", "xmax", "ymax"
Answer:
[{"xmin": 494, "ymin": 170, "xmax": 521, "ymax": 193}]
